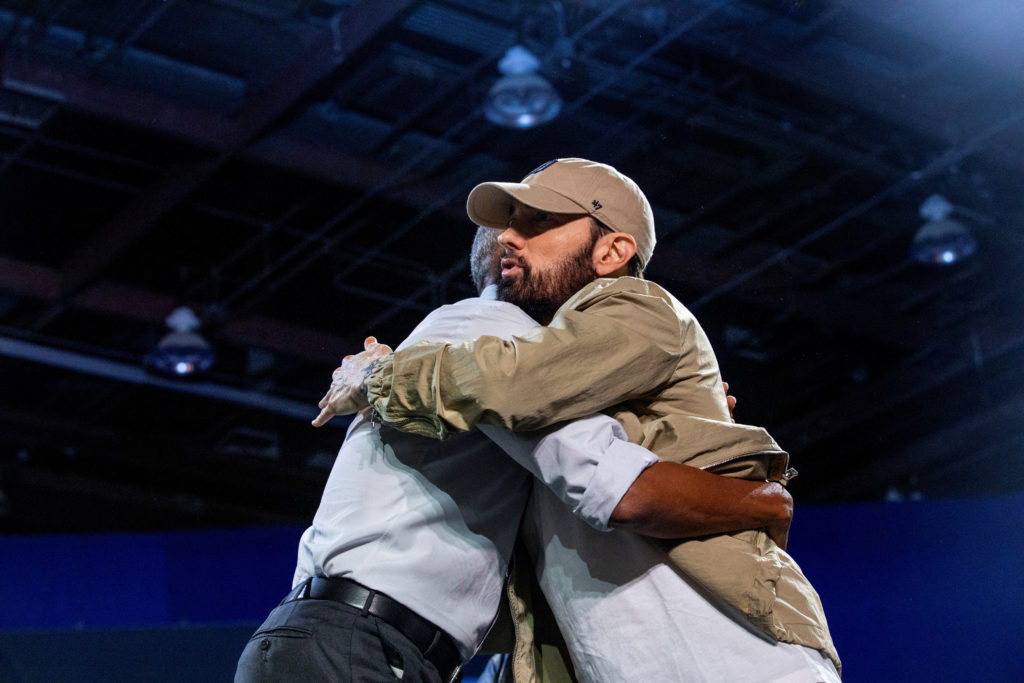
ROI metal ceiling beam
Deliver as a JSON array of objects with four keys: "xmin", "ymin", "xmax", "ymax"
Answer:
[
  {"xmin": 0, "ymin": 402, "xmax": 331, "ymax": 528},
  {"xmin": 813, "ymin": 389, "xmax": 1024, "ymax": 502},
  {"xmin": 242, "ymin": 132, "xmax": 463, "ymax": 214},
  {"xmin": 28, "ymin": 218, "xmax": 988, "ymax": 388},
  {"xmin": 27, "ymin": 0, "xmax": 417, "ymax": 323},
  {"xmin": 1, "ymin": 47, "xmax": 233, "ymax": 148},
  {"xmin": 651, "ymin": 242, "xmax": 962, "ymax": 351},
  {"xmin": 0, "ymin": 334, "xmax": 335, "ymax": 424},
  {"xmin": 774, "ymin": 317, "xmax": 1024, "ymax": 469},
  {"xmin": 0, "ymin": 226, "xmax": 1008, "ymax": 397},
  {"xmin": 835, "ymin": 0, "xmax": 1024, "ymax": 82},
  {"xmin": 1, "ymin": 50, "xmax": 463, "ymax": 214},
  {"xmin": 218, "ymin": 0, "xmax": 731, "ymax": 314},
  {"xmin": 685, "ymin": 108, "xmax": 1024, "ymax": 313},
  {"xmin": 678, "ymin": 1, "xmax": 1024, "ymax": 149},
  {"xmin": 0, "ymin": 255, "xmax": 357, "ymax": 365}
]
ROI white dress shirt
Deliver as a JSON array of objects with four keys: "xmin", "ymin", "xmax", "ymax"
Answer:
[{"xmin": 294, "ymin": 288, "xmax": 656, "ymax": 659}]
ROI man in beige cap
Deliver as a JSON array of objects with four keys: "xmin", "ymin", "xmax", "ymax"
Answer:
[
  {"xmin": 466, "ymin": 157, "xmax": 652, "ymax": 326},
  {"xmin": 237, "ymin": 160, "xmax": 800, "ymax": 683},
  {"xmin": 320, "ymin": 158, "xmax": 841, "ymax": 681}
]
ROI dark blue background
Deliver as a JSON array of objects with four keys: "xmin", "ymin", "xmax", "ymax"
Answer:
[{"xmin": 2, "ymin": 494, "xmax": 1022, "ymax": 681}]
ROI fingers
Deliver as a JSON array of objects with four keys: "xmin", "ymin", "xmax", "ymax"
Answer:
[
  {"xmin": 363, "ymin": 336, "xmax": 393, "ymax": 357},
  {"xmin": 721, "ymin": 380, "xmax": 737, "ymax": 421},
  {"xmin": 312, "ymin": 389, "xmax": 362, "ymax": 426},
  {"xmin": 311, "ymin": 407, "xmax": 332, "ymax": 427},
  {"xmin": 314, "ymin": 339, "xmax": 390, "ymax": 428},
  {"xmin": 320, "ymin": 367, "xmax": 343, "ymax": 409}
]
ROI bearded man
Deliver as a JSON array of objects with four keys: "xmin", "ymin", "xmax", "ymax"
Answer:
[
  {"xmin": 321, "ymin": 158, "xmax": 841, "ymax": 682},
  {"xmin": 235, "ymin": 162, "xmax": 798, "ymax": 682}
]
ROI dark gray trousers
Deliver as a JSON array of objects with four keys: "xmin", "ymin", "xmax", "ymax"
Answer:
[{"xmin": 234, "ymin": 598, "xmax": 443, "ymax": 682}]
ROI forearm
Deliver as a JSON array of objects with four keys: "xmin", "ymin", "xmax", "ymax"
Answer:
[
  {"xmin": 479, "ymin": 415, "xmax": 658, "ymax": 531},
  {"xmin": 367, "ymin": 292, "xmax": 681, "ymax": 438},
  {"xmin": 609, "ymin": 461, "xmax": 792, "ymax": 540}
]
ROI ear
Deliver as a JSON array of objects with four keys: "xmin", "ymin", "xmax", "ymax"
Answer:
[{"xmin": 593, "ymin": 232, "xmax": 637, "ymax": 277}]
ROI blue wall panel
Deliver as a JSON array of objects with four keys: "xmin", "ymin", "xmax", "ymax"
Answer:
[{"xmin": 2, "ymin": 494, "xmax": 1022, "ymax": 681}]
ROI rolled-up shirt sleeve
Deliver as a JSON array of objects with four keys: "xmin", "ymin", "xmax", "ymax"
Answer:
[{"xmin": 479, "ymin": 414, "xmax": 657, "ymax": 531}]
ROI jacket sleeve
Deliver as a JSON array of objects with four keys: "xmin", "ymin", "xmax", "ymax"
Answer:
[{"xmin": 364, "ymin": 280, "xmax": 683, "ymax": 439}]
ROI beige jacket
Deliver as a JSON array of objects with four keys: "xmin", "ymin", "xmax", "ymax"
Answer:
[{"xmin": 366, "ymin": 277, "xmax": 841, "ymax": 677}]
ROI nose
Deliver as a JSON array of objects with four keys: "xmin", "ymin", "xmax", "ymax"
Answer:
[{"xmin": 498, "ymin": 226, "xmax": 525, "ymax": 251}]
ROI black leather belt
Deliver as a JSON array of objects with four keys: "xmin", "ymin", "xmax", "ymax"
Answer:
[{"xmin": 282, "ymin": 577, "xmax": 462, "ymax": 683}]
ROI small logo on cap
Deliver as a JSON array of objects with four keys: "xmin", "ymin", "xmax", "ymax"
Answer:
[{"xmin": 591, "ymin": 200, "xmax": 602, "ymax": 211}]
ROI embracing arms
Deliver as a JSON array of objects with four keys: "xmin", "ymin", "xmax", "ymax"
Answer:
[
  {"xmin": 314, "ymin": 281, "xmax": 692, "ymax": 437},
  {"xmin": 612, "ymin": 462, "xmax": 792, "ymax": 548},
  {"xmin": 311, "ymin": 336, "xmax": 791, "ymax": 548}
]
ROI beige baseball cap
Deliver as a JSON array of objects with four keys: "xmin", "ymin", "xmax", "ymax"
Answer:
[{"xmin": 466, "ymin": 157, "xmax": 656, "ymax": 269}]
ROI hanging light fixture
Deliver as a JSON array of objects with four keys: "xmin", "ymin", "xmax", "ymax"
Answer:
[
  {"xmin": 145, "ymin": 306, "xmax": 216, "ymax": 377},
  {"xmin": 483, "ymin": 45, "xmax": 563, "ymax": 129},
  {"xmin": 909, "ymin": 194, "xmax": 977, "ymax": 265}
]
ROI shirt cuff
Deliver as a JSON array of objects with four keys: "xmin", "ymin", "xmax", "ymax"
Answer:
[{"xmin": 574, "ymin": 440, "xmax": 657, "ymax": 532}]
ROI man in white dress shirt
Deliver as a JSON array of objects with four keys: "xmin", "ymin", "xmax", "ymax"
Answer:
[{"xmin": 234, "ymin": 226, "xmax": 795, "ymax": 682}]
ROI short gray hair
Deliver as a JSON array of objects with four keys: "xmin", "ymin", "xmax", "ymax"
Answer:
[{"xmin": 470, "ymin": 226, "xmax": 503, "ymax": 294}]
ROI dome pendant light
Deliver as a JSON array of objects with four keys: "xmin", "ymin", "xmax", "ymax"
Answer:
[
  {"xmin": 909, "ymin": 194, "xmax": 978, "ymax": 265},
  {"xmin": 483, "ymin": 45, "xmax": 563, "ymax": 129}
]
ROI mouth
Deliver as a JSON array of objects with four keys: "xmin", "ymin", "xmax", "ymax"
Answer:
[{"xmin": 500, "ymin": 256, "xmax": 525, "ymax": 278}]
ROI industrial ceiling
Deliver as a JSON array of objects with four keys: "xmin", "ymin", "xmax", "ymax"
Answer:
[{"xmin": 0, "ymin": 0, "xmax": 1021, "ymax": 532}]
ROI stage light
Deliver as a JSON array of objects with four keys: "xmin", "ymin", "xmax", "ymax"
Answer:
[
  {"xmin": 909, "ymin": 194, "xmax": 977, "ymax": 265},
  {"xmin": 145, "ymin": 306, "xmax": 215, "ymax": 377},
  {"xmin": 483, "ymin": 45, "xmax": 562, "ymax": 129}
]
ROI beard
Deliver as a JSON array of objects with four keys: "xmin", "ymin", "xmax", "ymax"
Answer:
[{"xmin": 497, "ymin": 241, "xmax": 598, "ymax": 325}]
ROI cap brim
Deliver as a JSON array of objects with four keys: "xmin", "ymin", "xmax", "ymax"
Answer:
[{"xmin": 467, "ymin": 182, "xmax": 588, "ymax": 229}]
